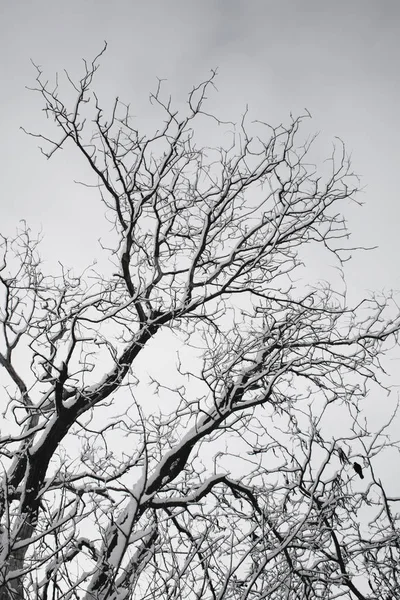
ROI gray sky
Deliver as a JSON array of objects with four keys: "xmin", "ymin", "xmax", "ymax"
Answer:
[
  {"xmin": 1, "ymin": 0, "xmax": 399, "ymax": 287},
  {"xmin": 1, "ymin": 1, "xmax": 399, "ymax": 429}
]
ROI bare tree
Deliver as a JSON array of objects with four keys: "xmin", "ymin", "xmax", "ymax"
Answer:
[{"xmin": 0, "ymin": 47, "xmax": 399, "ymax": 599}]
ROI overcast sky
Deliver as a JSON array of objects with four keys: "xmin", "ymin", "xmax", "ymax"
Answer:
[
  {"xmin": 1, "ymin": 1, "xmax": 399, "ymax": 438},
  {"xmin": 1, "ymin": 0, "xmax": 399, "ymax": 286}
]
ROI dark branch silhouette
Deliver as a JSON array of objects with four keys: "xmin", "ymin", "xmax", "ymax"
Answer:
[{"xmin": 0, "ymin": 49, "xmax": 399, "ymax": 599}]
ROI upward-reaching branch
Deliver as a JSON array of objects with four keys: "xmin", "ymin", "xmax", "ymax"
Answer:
[{"xmin": 0, "ymin": 51, "xmax": 398, "ymax": 600}]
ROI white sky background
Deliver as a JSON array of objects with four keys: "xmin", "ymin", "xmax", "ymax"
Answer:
[
  {"xmin": 1, "ymin": 0, "xmax": 399, "ymax": 288},
  {"xmin": 0, "ymin": 1, "xmax": 399, "ymax": 487}
]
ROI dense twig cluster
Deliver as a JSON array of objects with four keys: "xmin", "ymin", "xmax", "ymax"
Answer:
[{"xmin": 0, "ymin": 48, "xmax": 399, "ymax": 599}]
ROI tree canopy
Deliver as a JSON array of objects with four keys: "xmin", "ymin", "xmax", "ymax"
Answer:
[{"xmin": 0, "ymin": 49, "xmax": 399, "ymax": 599}]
